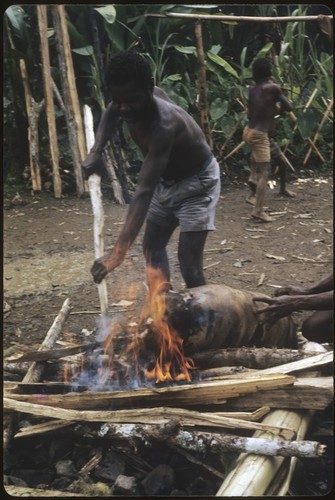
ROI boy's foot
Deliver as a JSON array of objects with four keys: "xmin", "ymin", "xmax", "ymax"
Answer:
[
  {"xmin": 251, "ymin": 211, "xmax": 274, "ymax": 222},
  {"xmin": 279, "ymin": 189, "xmax": 296, "ymax": 198}
]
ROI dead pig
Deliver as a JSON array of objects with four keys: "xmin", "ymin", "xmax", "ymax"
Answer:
[{"xmin": 164, "ymin": 284, "xmax": 298, "ymax": 353}]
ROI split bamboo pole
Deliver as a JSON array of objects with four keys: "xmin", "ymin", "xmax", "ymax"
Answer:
[{"xmin": 83, "ymin": 104, "xmax": 109, "ymax": 317}]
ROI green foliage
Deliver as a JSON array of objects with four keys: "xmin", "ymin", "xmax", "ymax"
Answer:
[{"xmin": 3, "ymin": 3, "xmax": 333, "ymax": 186}]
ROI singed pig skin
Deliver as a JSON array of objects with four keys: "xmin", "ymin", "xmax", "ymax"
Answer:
[{"xmin": 164, "ymin": 284, "xmax": 297, "ymax": 353}]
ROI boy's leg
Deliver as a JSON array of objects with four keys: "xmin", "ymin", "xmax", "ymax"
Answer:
[{"xmin": 251, "ymin": 162, "xmax": 274, "ymax": 222}]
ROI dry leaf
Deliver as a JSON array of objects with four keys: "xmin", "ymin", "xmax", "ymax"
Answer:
[
  {"xmin": 111, "ymin": 300, "xmax": 134, "ymax": 307},
  {"xmin": 257, "ymin": 273, "xmax": 265, "ymax": 286}
]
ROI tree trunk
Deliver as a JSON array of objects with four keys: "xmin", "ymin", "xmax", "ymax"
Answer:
[
  {"xmin": 51, "ymin": 5, "xmax": 86, "ymax": 196},
  {"xmin": 37, "ymin": 5, "xmax": 62, "ymax": 199},
  {"xmin": 194, "ymin": 20, "xmax": 213, "ymax": 149}
]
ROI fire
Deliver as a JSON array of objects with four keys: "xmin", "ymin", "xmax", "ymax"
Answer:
[{"xmin": 142, "ymin": 267, "xmax": 195, "ymax": 383}]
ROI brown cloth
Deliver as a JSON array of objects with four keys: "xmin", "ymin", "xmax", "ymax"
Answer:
[{"xmin": 243, "ymin": 126, "xmax": 271, "ymax": 163}]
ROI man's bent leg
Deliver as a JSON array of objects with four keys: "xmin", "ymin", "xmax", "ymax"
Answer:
[
  {"xmin": 143, "ymin": 220, "xmax": 176, "ymax": 294},
  {"xmin": 178, "ymin": 231, "xmax": 208, "ymax": 288},
  {"xmin": 302, "ymin": 310, "xmax": 333, "ymax": 343}
]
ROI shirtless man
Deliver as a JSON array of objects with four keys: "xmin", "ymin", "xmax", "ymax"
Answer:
[
  {"xmin": 243, "ymin": 58, "xmax": 293, "ymax": 222},
  {"xmin": 82, "ymin": 50, "xmax": 220, "ymax": 293},
  {"xmin": 254, "ymin": 273, "xmax": 333, "ymax": 343}
]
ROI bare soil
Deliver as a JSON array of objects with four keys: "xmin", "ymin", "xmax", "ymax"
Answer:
[{"xmin": 3, "ymin": 172, "xmax": 333, "ymax": 351}]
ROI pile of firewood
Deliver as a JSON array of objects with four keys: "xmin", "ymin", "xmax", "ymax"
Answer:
[{"xmin": 4, "ymin": 298, "xmax": 333, "ymax": 496}]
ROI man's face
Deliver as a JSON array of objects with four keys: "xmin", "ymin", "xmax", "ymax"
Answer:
[{"xmin": 110, "ymin": 80, "xmax": 153, "ymax": 123}]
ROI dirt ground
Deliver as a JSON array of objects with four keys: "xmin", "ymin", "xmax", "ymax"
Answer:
[{"xmin": 3, "ymin": 171, "xmax": 333, "ymax": 352}]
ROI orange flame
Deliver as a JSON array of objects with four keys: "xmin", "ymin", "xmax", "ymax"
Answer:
[{"xmin": 142, "ymin": 267, "xmax": 195, "ymax": 383}]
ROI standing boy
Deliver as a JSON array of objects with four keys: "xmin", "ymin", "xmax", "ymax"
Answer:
[{"xmin": 243, "ymin": 58, "xmax": 293, "ymax": 222}]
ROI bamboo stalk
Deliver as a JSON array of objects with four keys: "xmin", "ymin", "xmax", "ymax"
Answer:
[
  {"xmin": 83, "ymin": 104, "xmax": 109, "ymax": 317},
  {"xmin": 216, "ymin": 409, "xmax": 314, "ymax": 496}
]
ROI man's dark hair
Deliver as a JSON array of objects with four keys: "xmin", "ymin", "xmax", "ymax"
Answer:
[
  {"xmin": 252, "ymin": 58, "xmax": 272, "ymax": 82},
  {"xmin": 106, "ymin": 50, "xmax": 153, "ymax": 89}
]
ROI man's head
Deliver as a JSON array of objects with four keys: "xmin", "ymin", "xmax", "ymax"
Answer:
[
  {"xmin": 107, "ymin": 51, "xmax": 154, "ymax": 123},
  {"xmin": 107, "ymin": 50, "xmax": 153, "ymax": 90},
  {"xmin": 252, "ymin": 58, "xmax": 272, "ymax": 82}
]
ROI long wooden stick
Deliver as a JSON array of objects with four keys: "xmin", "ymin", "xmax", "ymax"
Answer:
[{"xmin": 83, "ymin": 104, "xmax": 109, "ymax": 317}]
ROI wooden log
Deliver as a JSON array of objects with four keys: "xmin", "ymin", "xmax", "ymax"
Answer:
[
  {"xmin": 5, "ymin": 373, "xmax": 295, "ymax": 410},
  {"xmin": 68, "ymin": 420, "xmax": 325, "ymax": 459},
  {"xmin": 216, "ymin": 409, "xmax": 313, "ymax": 496},
  {"xmin": 254, "ymin": 350, "xmax": 333, "ymax": 375},
  {"xmin": 192, "ymin": 347, "xmax": 322, "ymax": 370}
]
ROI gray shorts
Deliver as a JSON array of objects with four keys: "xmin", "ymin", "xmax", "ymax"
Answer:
[{"xmin": 147, "ymin": 156, "xmax": 221, "ymax": 232}]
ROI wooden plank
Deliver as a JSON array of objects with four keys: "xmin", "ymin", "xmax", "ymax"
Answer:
[{"xmin": 5, "ymin": 373, "xmax": 295, "ymax": 410}]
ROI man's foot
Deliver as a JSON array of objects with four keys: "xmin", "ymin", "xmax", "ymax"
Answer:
[
  {"xmin": 246, "ymin": 195, "xmax": 256, "ymax": 206},
  {"xmin": 251, "ymin": 210, "xmax": 274, "ymax": 222},
  {"xmin": 279, "ymin": 189, "xmax": 296, "ymax": 198}
]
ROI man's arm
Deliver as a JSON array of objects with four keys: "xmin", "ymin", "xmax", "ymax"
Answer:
[
  {"xmin": 275, "ymin": 85, "xmax": 293, "ymax": 113},
  {"xmin": 82, "ymin": 102, "xmax": 119, "ymax": 179},
  {"xmin": 90, "ymin": 126, "xmax": 175, "ymax": 283},
  {"xmin": 275, "ymin": 273, "xmax": 334, "ymax": 296},
  {"xmin": 253, "ymin": 290, "xmax": 333, "ymax": 327}
]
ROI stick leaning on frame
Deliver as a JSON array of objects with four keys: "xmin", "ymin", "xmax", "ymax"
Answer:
[{"xmin": 83, "ymin": 104, "xmax": 109, "ymax": 316}]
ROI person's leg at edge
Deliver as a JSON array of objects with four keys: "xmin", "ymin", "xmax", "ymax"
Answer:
[
  {"xmin": 142, "ymin": 220, "xmax": 176, "ymax": 294},
  {"xmin": 178, "ymin": 231, "xmax": 208, "ymax": 288}
]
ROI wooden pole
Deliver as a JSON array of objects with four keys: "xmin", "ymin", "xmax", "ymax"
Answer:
[
  {"xmin": 146, "ymin": 12, "xmax": 333, "ymax": 23},
  {"xmin": 18, "ymin": 59, "xmax": 43, "ymax": 192},
  {"xmin": 52, "ymin": 5, "xmax": 86, "ymax": 196},
  {"xmin": 37, "ymin": 5, "xmax": 62, "ymax": 199},
  {"xmin": 194, "ymin": 20, "xmax": 213, "ymax": 149},
  {"xmin": 83, "ymin": 104, "xmax": 109, "ymax": 317}
]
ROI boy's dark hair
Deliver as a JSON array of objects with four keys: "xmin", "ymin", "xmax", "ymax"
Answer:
[
  {"xmin": 252, "ymin": 58, "xmax": 272, "ymax": 82},
  {"xmin": 106, "ymin": 50, "xmax": 153, "ymax": 89}
]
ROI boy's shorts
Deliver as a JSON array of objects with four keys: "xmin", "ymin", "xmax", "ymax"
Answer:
[
  {"xmin": 243, "ymin": 126, "xmax": 271, "ymax": 163},
  {"xmin": 147, "ymin": 155, "xmax": 220, "ymax": 232}
]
